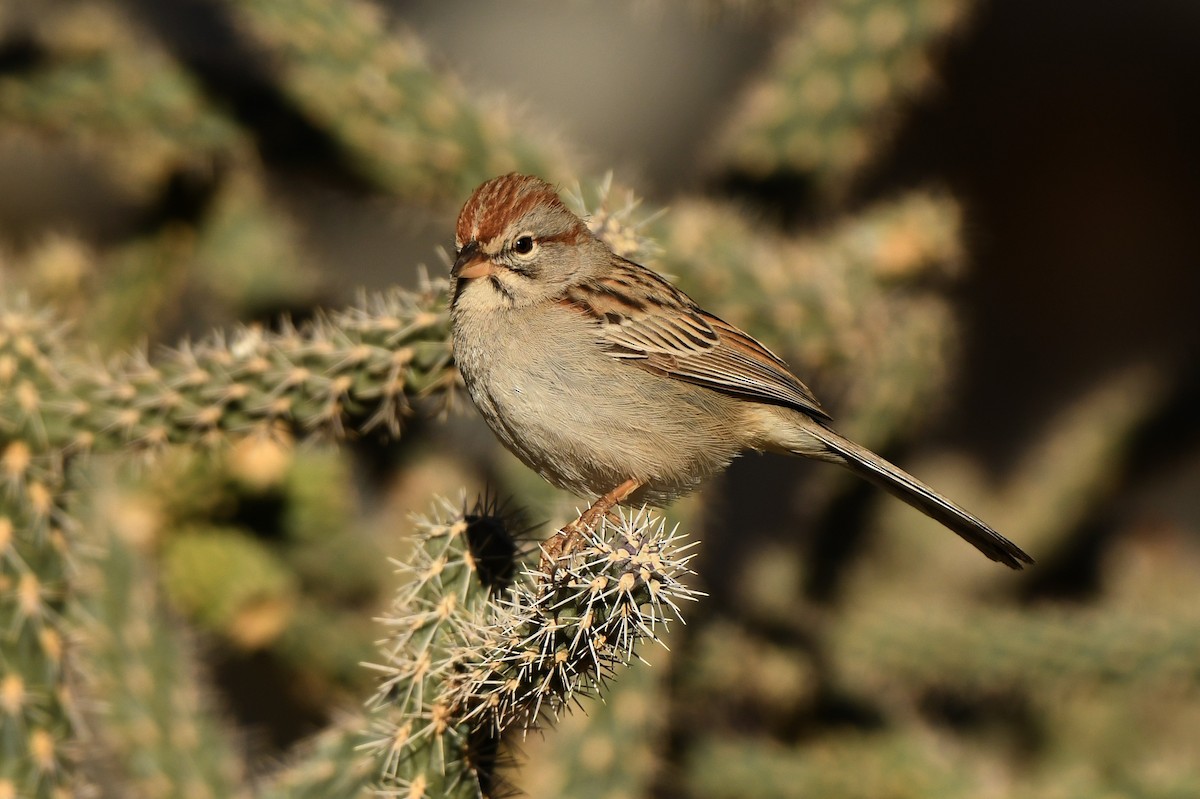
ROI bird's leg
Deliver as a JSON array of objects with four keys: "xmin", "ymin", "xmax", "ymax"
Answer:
[
  {"xmin": 575, "ymin": 477, "xmax": 642, "ymax": 532},
  {"xmin": 540, "ymin": 478, "xmax": 642, "ymax": 577}
]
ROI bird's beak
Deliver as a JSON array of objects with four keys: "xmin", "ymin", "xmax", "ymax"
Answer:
[{"xmin": 452, "ymin": 241, "xmax": 493, "ymax": 280}]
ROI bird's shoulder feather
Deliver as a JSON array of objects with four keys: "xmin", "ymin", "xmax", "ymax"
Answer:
[{"xmin": 559, "ymin": 258, "xmax": 830, "ymax": 420}]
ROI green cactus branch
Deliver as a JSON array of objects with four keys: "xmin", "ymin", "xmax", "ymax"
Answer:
[
  {"xmin": 362, "ymin": 498, "xmax": 699, "ymax": 797},
  {"xmin": 685, "ymin": 732, "xmax": 978, "ymax": 799},
  {"xmin": 0, "ymin": 281, "xmax": 456, "ymax": 457},
  {"xmin": 0, "ymin": 282, "xmax": 455, "ymax": 796},
  {"xmin": 228, "ymin": 0, "xmax": 573, "ymax": 200},
  {"xmin": 0, "ymin": 453, "xmax": 73, "ymax": 796},
  {"xmin": 860, "ymin": 365, "xmax": 1167, "ymax": 580},
  {"xmin": 0, "ymin": 1, "xmax": 250, "ymax": 199},
  {"xmin": 257, "ymin": 712, "xmax": 377, "ymax": 799},
  {"xmin": 82, "ymin": 168, "xmax": 325, "ymax": 351},
  {"xmin": 835, "ymin": 601, "xmax": 1200, "ymax": 695},
  {"xmin": 72, "ymin": 476, "xmax": 251, "ymax": 798},
  {"xmin": 713, "ymin": 0, "xmax": 976, "ymax": 197}
]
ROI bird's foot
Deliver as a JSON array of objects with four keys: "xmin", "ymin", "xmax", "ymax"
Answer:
[{"xmin": 539, "ymin": 478, "xmax": 641, "ymax": 579}]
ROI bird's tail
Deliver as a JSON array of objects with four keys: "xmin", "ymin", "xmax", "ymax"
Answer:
[{"xmin": 804, "ymin": 427, "xmax": 1034, "ymax": 569}]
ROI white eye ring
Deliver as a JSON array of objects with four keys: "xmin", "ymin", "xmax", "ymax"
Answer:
[{"xmin": 511, "ymin": 234, "xmax": 537, "ymax": 257}]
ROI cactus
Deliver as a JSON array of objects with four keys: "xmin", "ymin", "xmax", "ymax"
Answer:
[
  {"xmin": 834, "ymin": 601, "xmax": 1200, "ymax": 693},
  {"xmin": 160, "ymin": 525, "xmax": 298, "ymax": 649},
  {"xmin": 1, "ymin": 1, "xmax": 1195, "ymax": 797},
  {"xmin": 683, "ymin": 733, "xmax": 977, "ymax": 799},
  {"xmin": 0, "ymin": 454, "xmax": 73, "ymax": 795},
  {"xmin": 73, "ymin": 470, "xmax": 250, "ymax": 798},
  {"xmin": 363, "ymin": 498, "xmax": 698, "ymax": 796},
  {"xmin": 713, "ymin": 0, "xmax": 975, "ymax": 199},
  {"xmin": 0, "ymin": 1, "xmax": 249, "ymax": 200},
  {"xmin": 188, "ymin": 169, "xmax": 324, "ymax": 317},
  {"xmin": 226, "ymin": 0, "xmax": 572, "ymax": 201},
  {"xmin": 0, "ymin": 283, "xmax": 454, "ymax": 796},
  {"xmin": 859, "ymin": 364, "xmax": 1168, "ymax": 584},
  {"xmin": 124, "ymin": 443, "xmax": 388, "ymax": 689},
  {"xmin": 512, "ymin": 651, "xmax": 668, "ymax": 799},
  {"xmin": 46, "ymin": 281, "xmax": 455, "ymax": 453}
]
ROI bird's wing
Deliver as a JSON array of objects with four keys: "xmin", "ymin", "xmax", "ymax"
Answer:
[{"xmin": 560, "ymin": 259, "xmax": 830, "ymax": 420}]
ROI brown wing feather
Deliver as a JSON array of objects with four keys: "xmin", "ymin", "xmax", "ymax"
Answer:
[{"xmin": 560, "ymin": 260, "xmax": 830, "ymax": 420}]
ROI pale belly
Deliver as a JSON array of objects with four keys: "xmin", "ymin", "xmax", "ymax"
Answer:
[{"xmin": 453, "ymin": 302, "xmax": 746, "ymax": 506}]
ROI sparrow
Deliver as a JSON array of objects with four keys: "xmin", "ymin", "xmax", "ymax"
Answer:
[{"xmin": 449, "ymin": 173, "xmax": 1032, "ymax": 569}]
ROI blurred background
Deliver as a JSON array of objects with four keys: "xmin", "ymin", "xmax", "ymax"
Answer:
[{"xmin": 2, "ymin": 0, "xmax": 1199, "ymax": 796}]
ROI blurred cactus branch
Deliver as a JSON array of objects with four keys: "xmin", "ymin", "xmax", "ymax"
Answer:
[
  {"xmin": 73, "ymin": 477, "xmax": 251, "ymax": 797},
  {"xmin": 227, "ymin": 0, "xmax": 573, "ymax": 200},
  {"xmin": 256, "ymin": 712, "xmax": 379, "ymax": 799},
  {"xmin": 711, "ymin": 0, "xmax": 976, "ymax": 200},
  {"xmin": 836, "ymin": 601, "xmax": 1200, "ymax": 695},
  {"xmin": 0, "ymin": 456, "xmax": 72, "ymax": 794},
  {"xmin": 0, "ymin": 1, "xmax": 250, "ymax": 200},
  {"xmin": 0, "ymin": 3, "xmax": 325, "ymax": 353}
]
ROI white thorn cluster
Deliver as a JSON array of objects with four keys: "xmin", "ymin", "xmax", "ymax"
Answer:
[
  {"xmin": 563, "ymin": 174, "xmax": 666, "ymax": 265},
  {"xmin": 451, "ymin": 508, "xmax": 701, "ymax": 736},
  {"xmin": 363, "ymin": 500, "xmax": 701, "ymax": 794}
]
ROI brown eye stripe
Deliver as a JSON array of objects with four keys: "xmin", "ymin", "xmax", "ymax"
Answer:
[{"xmin": 538, "ymin": 229, "xmax": 587, "ymax": 245}]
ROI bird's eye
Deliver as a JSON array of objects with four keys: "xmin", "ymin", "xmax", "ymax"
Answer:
[{"xmin": 512, "ymin": 235, "xmax": 536, "ymax": 255}]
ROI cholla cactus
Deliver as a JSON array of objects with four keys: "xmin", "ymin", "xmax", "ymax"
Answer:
[
  {"xmin": 363, "ymin": 498, "xmax": 699, "ymax": 796},
  {"xmin": 74, "ymin": 478, "xmax": 251, "ymax": 799},
  {"xmin": 714, "ymin": 0, "xmax": 975, "ymax": 198},
  {"xmin": 0, "ymin": 1, "xmax": 249, "ymax": 199},
  {"xmin": 1, "ymin": 1, "xmax": 1191, "ymax": 797},
  {"xmin": 0, "ymin": 282, "xmax": 457, "ymax": 795},
  {"xmin": 54, "ymin": 282, "xmax": 456, "ymax": 452},
  {"xmin": 227, "ymin": 0, "xmax": 572, "ymax": 200}
]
